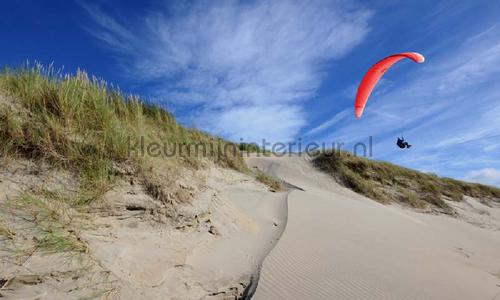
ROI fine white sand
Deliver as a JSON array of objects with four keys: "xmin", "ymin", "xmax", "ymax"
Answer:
[
  {"xmin": 81, "ymin": 167, "xmax": 289, "ymax": 299},
  {"xmin": 246, "ymin": 154, "xmax": 500, "ymax": 300}
]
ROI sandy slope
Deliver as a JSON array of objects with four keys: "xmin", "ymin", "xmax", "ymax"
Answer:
[
  {"xmin": 78, "ymin": 167, "xmax": 288, "ymax": 299},
  {"xmin": 247, "ymin": 154, "xmax": 500, "ymax": 300},
  {"xmin": 0, "ymin": 163, "xmax": 287, "ymax": 299}
]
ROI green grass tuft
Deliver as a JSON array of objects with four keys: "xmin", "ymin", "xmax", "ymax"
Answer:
[
  {"xmin": 36, "ymin": 228, "xmax": 85, "ymax": 253},
  {"xmin": 0, "ymin": 221, "xmax": 15, "ymax": 239},
  {"xmin": 2, "ymin": 192, "xmax": 86, "ymax": 253},
  {"xmin": 255, "ymin": 171, "xmax": 284, "ymax": 192}
]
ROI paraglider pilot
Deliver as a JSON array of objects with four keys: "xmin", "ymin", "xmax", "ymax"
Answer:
[{"xmin": 397, "ymin": 137, "xmax": 411, "ymax": 149}]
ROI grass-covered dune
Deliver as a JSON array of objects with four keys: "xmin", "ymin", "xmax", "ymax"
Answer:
[
  {"xmin": 0, "ymin": 65, "xmax": 247, "ymax": 205},
  {"xmin": 0, "ymin": 65, "xmax": 283, "ymax": 298},
  {"xmin": 0, "ymin": 65, "xmax": 256, "ymax": 261},
  {"xmin": 313, "ymin": 151, "xmax": 500, "ymax": 214}
]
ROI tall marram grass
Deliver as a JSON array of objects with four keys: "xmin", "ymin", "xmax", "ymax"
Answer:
[
  {"xmin": 313, "ymin": 151, "xmax": 500, "ymax": 212},
  {"xmin": 0, "ymin": 64, "xmax": 246, "ymax": 200}
]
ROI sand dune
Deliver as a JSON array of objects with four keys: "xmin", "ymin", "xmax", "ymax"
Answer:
[
  {"xmin": 2, "ymin": 154, "xmax": 500, "ymax": 299},
  {"xmin": 247, "ymin": 154, "xmax": 500, "ymax": 300},
  {"xmin": 0, "ymin": 163, "xmax": 287, "ymax": 299}
]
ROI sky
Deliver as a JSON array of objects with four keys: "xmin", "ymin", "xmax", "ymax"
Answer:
[{"xmin": 1, "ymin": 0, "xmax": 500, "ymax": 186}]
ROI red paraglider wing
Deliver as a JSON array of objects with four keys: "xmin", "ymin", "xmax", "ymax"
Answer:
[{"xmin": 354, "ymin": 52, "xmax": 425, "ymax": 119}]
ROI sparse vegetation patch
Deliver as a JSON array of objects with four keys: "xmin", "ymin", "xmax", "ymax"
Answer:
[{"xmin": 313, "ymin": 151, "xmax": 500, "ymax": 213}]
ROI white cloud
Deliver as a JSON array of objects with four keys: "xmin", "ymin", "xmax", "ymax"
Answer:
[
  {"xmin": 199, "ymin": 105, "xmax": 306, "ymax": 142},
  {"xmin": 304, "ymin": 109, "xmax": 350, "ymax": 137},
  {"xmin": 82, "ymin": 0, "xmax": 371, "ymax": 142},
  {"xmin": 465, "ymin": 168, "xmax": 500, "ymax": 187}
]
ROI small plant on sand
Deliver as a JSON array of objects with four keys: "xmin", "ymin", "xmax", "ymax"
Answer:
[
  {"xmin": 399, "ymin": 189, "xmax": 427, "ymax": 209},
  {"xmin": 12, "ymin": 192, "xmax": 86, "ymax": 251},
  {"xmin": 0, "ymin": 221, "xmax": 15, "ymax": 240},
  {"xmin": 255, "ymin": 171, "xmax": 284, "ymax": 192}
]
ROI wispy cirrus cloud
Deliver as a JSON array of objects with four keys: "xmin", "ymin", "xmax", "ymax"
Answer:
[
  {"xmin": 304, "ymin": 108, "xmax": 350, "ymax": 137},
  {"xmin": 81, "ymin": 0, "xmax": 371, "ymax": 142}
]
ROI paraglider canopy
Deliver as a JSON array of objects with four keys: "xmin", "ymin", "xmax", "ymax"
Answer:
[{"xmin": 354, "ymin": 52, "xmax": 425, "ymax": 119}]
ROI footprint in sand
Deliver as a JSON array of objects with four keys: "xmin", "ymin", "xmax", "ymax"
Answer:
[{"xmin": 455, "ymin": 247, "xmax": 473, "ymax": 258}]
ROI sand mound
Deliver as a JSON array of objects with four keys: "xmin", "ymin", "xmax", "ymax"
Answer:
[{"xmin": 247, "ymin": 154, "xmax": 500, "ymax": 300}]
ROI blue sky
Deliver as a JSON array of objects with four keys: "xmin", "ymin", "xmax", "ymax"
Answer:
[{"xmin": 1, "ymin": 0, "xmax": 500, "ymax": 186}]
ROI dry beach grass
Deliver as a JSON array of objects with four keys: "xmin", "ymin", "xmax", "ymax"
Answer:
[{"xmin": 313, "ymin": 151, "xmax": 500, "ymax": 213}]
